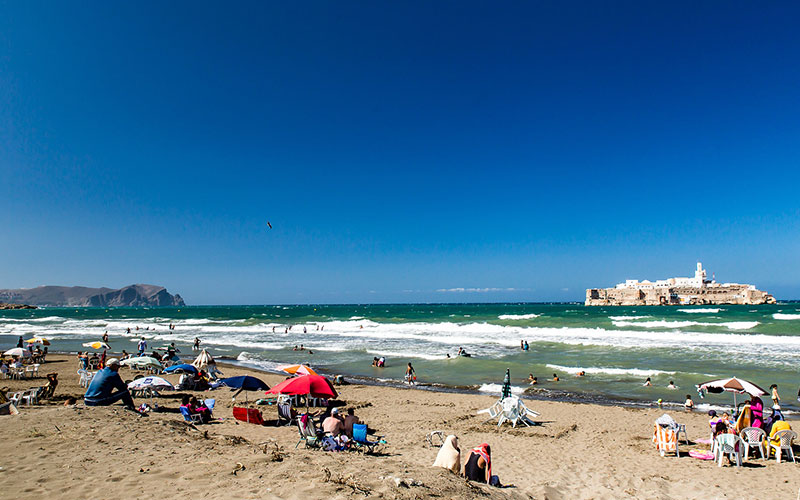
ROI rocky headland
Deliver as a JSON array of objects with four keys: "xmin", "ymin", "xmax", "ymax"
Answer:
[
  {"xmin": 0, "ymin": 302, "xmax": 37, "ymax": 309},
  {"xmin": 0, "ymin": 284, "xmax": 184, "ymax": 307}
]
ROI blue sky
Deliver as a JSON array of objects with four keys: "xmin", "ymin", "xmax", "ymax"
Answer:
[{"xmin": 1, "ymin": 1, "xmax": 799, "ymax": 304}]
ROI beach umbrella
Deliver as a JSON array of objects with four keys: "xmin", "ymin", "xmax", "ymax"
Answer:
[
  {"xmin": 26, "ymin": 337, "xmax": 51, "ymax": 346},
  {"xmin": 696, "ymin": 376, "xmax": 768, "ymax": 408},
  {"xmin": 82, "ymin": 341, "xmax": 110, "ymax": 350},
  {"xmin": 120, "ymin": 356, "xmax": 164, "ymax": 370},
  {"xmin": 266, "ymin": 374, "xmax": 338, "ymax": 399},
  {"xmin": 219, "ymin": 375, "xmax": 270, "ymax": 391},
  {"xmin": 192, "ymin": 349, "xmax": 215, "ymax": 371},
  {"xmin": 501, "ymin": 368, "xmax": 511, "ymax": 399},
  {"xmin": 4, "ymin": 347, "xmax": 30, "ymax": 357},
  {"xmin": 127, "ymin": 376, "xmax": 174, "ymax": 391},
  {"xmin": 163, "ymin": 363, "xmax": 198, "ymax": 374},
  {"xmin": 277, "ymin": 364, "xmax": 318, "ymax": 376},
  {"xmin": 218, "ymin": 375, "xmax": 270, "ymax": 403}
]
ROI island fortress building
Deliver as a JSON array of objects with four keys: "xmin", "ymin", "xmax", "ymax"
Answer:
[{"xmin": 585, "ymin": 263, "xmax": 776, "ymax": 306}]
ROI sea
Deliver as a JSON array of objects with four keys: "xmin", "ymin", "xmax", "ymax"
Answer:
[{"xmin": 2, "ymin": 303, "xmax": 798, "ymax": 415}]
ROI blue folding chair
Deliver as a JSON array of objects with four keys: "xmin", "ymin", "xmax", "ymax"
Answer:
[
  {"xmin": 351, "ymin": 424, "xmax": 384, "ymax": 454},
  {"xmin": 180, "ymin": 406, "xmax": 202, "ymax": 424}
]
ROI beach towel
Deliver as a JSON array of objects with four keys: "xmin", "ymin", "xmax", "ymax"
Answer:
[
  {"xmin": 433, "ymin": 435, "xmax": 461, "ymax": 474},
  {"xmin": 653, "ymin": 424, "xmax": 677, "ymax": 453},
  {"xmin": 469, "ymin": 444, "xmax": 492, "ymax": 480}
]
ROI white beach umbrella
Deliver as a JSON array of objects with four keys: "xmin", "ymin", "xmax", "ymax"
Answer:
[
  {"xmin": 4, "ymin": 347, "xmax": 30, "ymax": 357},
  {"xmin": 192, "ymin": 349, "xmax": 215, "ymax": 371},
  {"xmin": 127, "ymin": 376, "xmax": 173, "ymax": 391},
  {"xmin": 120, "ymin": 356, "xmax": 163, "ymax": 370},
  {"xmin": 696, "ymin": 376, "xmax": 767, "ymax": 407}
]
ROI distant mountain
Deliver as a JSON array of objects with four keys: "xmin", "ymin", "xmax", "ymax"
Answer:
[{"xmin": 0, "ymin": 284, "xmax": 185, "ymax": 307}]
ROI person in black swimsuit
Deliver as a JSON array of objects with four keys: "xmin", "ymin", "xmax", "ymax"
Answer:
[{"xmin": 464, "ymin": 443, "xmax": 491, "ymax": 484}]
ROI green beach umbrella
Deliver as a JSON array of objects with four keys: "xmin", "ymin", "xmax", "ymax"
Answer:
[{"xmin": 501, "ymin": 368, "xmax": 511, "ymax": 399}]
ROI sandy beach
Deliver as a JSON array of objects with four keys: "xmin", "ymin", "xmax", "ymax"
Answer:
[{"xmin": 0, "ymin": 354, "xmax": 797, "ymax": 500}]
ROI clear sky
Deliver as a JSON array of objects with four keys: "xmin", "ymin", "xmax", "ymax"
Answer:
[{"xmin": 1, "ymin": 1, "xmax": 799, "ymax": 304}]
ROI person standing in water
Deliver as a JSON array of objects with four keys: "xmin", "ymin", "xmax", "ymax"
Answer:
[
  {"xmin": 102, "ymin": 331, "xmax": 109, "ymax": 344},
  {"xmin": 405, "ymin": 362, "xmax": 416, "ymax": 385},
  {"xmin": 193, "ymin": 337, "xmax": 201, "ymax": 350}
]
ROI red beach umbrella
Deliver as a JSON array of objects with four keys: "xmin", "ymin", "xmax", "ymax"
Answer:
[{"xmin": 266, "ymin": 374, "xmax": 338, "ymax": 399}]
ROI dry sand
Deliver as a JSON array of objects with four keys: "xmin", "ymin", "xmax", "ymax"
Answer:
[{"xmin": 0, "ymin": 355, "xmax": 797, "ymax": 499}]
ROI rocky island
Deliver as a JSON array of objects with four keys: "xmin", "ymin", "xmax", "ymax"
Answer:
[
  {"xmin": 0, "ymin": 302, "xmax": 37, "ymax": 309},
  {"xmin": 586, "ymin": 262, "xmax": 775, "ymax": 306},
  {"xmin": 0, "ymin": 284, "xmax": 185, "ymax": 307}
]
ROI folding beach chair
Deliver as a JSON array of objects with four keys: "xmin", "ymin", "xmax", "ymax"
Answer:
[
  {"xmin": 352, "ymin": 424, "xmax": 384, "ymax": 454},
  {"xmin": 277, "ymin": 402, "xmax": 295, "ymax": 426},
  {"xmin": 232, "ymin": 406, "xmax": 265, "ymax": 425},
  {"xmin": 296, "ymin": 414, "xmax": 322, "ymax": 449},
  {"xmin": 180, "ymin": 406, "xmax": 203, "ymax": 425}
]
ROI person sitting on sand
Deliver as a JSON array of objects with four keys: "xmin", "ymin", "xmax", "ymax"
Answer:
[
  {"xmin": 643, "ymin": 377, "xmax": 652, "ymax": 387},
  {"xmin": 188, "ymin": 395, "xmax": 212, "ymax": 424},
  {"xmin": 552, "ymin": 373, "xmax": 559, "ymax": 382},
  {"xmin": 684, "ymin": 394, "xmax": 694, "ymax": 411},
  {"xmin": 322, "ymin": 408, "xmax": 345, "ymax": 437},
  {"xmin": 343, "ymin": 408, "xmax": 363, "ymax": 438},
  {"xmin": 667, "ymin": 381, "xmax": 677, "ymax": 390},
  {"xmin": 464, "ymin": 443, "xmax": 494, "ymax": 485},
  {"xmin": 83, "ymin": 358, "xmax": 136, "ymax": 409},
  {"xmin": 433, "ymin": 435, "xmax": 461, "ymax": 474}
]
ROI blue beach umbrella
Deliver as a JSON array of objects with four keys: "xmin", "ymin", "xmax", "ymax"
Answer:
[
  {"xmin": 218, "ymin": 375, "xmax": 270, "ymax": 403},
  {"xmin": 163, "ymin": 363, "xmax": 198, "ymax": 374},
  {"xmin": 219, "ymin": 375, "xmax": 270, "ymax": 391}
]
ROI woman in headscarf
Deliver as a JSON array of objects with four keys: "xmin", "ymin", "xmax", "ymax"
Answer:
[
  {"xmin": 432, "ymin": 435, "xmax": 461, "ymax": 474},
  {"xmin": 463, "ymin": 443, "xmax": 491, "ymax": 484},
  {"xmin": 749, "ymin": 394, "xmax": 764, "ymax": 428}
]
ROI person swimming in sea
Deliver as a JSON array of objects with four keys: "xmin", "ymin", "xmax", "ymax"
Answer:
[
  {"xmin": 643, "ymin": 377, "xmax": 652, "ymax": 387},
  {"xmin": 667, "ymin": 380, "xmax": 677, "ymax": 389},
  {"xmin": 527, "ymin": 374, "xmax": 537, "ymax": 385},
  {"xmin": 552, "ymin": 373, "xmax": 559, "ymax": 382}
]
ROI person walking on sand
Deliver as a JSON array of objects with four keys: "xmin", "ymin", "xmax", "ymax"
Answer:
[{"xmin": 405, "ymin": 362, "xmax": 416, "ymax": 385}]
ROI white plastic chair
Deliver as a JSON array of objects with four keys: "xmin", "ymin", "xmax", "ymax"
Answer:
[
  {"xmin": 7, "ymin": 391, "xmax": 23, "ymax": 406},
  {"xmin": 769, "ymin": 430, "xmax": 797, "ymax": 463},
  {"xmin": 477, "ymin": 400, "xmax": 502, "ymax": 423},
  {"xmin": 739, "ymin": 427, "xmax": 767, "ymax": 460},
  {"xmin": 78, "ymin": 369, "xmax": 89, "ymax": 387},
  {"xmin": 21, "ymin": 388, "xmax": 39, "ymax": 405},
  {"xmin": 714, "ymin": 434, "xmax": 743, "ymax": 467}
]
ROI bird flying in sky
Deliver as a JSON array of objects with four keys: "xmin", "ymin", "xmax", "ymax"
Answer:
[{"xmin": 267, "ymin": 221, "xmax": 272, "ymax": 229}]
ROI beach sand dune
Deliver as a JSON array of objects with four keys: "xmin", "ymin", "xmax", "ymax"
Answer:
[{"xmin": 1, "ymin": 356, "xmax": 797, "ymax": 499}]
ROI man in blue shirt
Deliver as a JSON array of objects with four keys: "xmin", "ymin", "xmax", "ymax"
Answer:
[{"xmin": 84, "ymin": 358, "xmax": 135, "ymax": 409}]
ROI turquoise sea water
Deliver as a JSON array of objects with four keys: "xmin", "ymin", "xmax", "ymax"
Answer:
[{"xmin": 2, "ymin": 303, "xmax": 798, "ymax": 413}]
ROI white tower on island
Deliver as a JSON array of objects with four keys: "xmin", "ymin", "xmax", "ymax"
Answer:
[{"xmin": 694, "ymin": 262, "xmax": 707, "ymax": 287}]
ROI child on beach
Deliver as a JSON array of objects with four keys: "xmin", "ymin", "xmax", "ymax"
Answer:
[
  {"xmin": 684, "ymin": 395, "xmax": 694, "ymax": 411},
  {"xmin": 770, "ymin": 384, "xmax": 780, "ymax": 408},
  {"xmin": 405, "ymin": 363, "xmax": 416, "ymax": 385}
]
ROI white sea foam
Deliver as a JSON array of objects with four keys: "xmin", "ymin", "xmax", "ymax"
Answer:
[
  {"xmin": 477, "ymin": 383, "xmax": 524, "ymax": 395},
  {"xmin": 608, "ymin": 315, "xmax": 651, "ymax": 320},
  {"xmin": 612, "ymin": 320, "xmax": 758, "ymax": 331},
  {"xmin": 678, "ymin": 308, "xmax": 721, "ymax": 313},
  {"xmin": 497, "ymin": 314, "xmax": 541, "ymax": 320},
  {"xmin": 773, "ymin": 313, "xmax": 800, "ymax": 320},
  {"xmin": 546, "ymin": 364, "xmax": 674, "ymax": 377}
]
